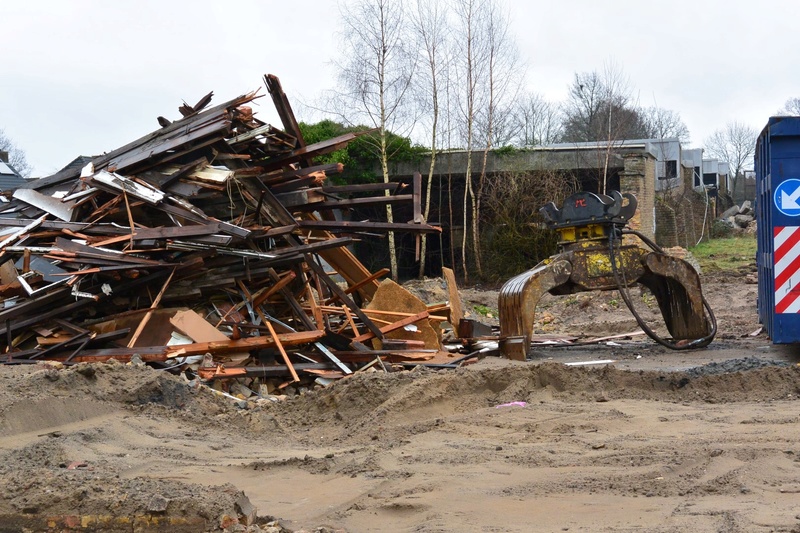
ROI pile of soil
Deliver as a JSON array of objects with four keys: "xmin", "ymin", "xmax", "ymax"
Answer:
[
  {"xmin": 2, "ymin": 350, "xmax": 799, "ymax": 531},
  {"xmin": 0, "ymin": 363, "xmax": 292, "ymax": 532}
]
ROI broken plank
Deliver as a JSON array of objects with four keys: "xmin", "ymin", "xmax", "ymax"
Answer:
[
  {"xmin": 304, "ymin": 255, "xmax": 383, "ymax": 340},
  {"xmin": 291, "ymin": 194, "xmax": 414, "ymax": 212},
  {"xmin": 264, "ymin": 74, "xmax": 307, "ymax": 154},
  {"xmin": 442, "ymin": 267, "xmax": 463, "ymax": 325},
  {"xmin": 165, "ymin": 330, "xmax": 325, "ymax": 358},
  {"xmin": 55, "ymin": 238, "xmax": 165, "ymax": 265},
  {"xmin": 204, "ymin": 363, "xmax": 335, "ymax": 380},
  {"xmin": 0, "ymin": 218, "xmax": 130, "ymax": 236},
  {"xmin": 89, "ymin": 171, "xmax": 165, "ymax": 204},
  {"xmin": 127, "ymin": 267, "xmax": 176, "ymax": 348},
  {"xmin": 321, "ymin": 182, "xmax": 404, "ymax": 194},
  {"xmin": 296, "ymin": 220, "xmax": 441, "ymax": 233},
  {"xmin": 132, "ymin": 223, "xmax": 223, "ymax": 241},
  {"xmin": 0, "ymin": 215, "xmax": 46, "ymax": 250},
  {"xmin": 313, "ymin": 342, "xmax": 352, "ymax": 375},
  {"xmin": 322, "ymin": 267, "xmax": 389, "ymax": 306},
  {"xmin": 257, "ymin": 131, "xmax": 372, "ymax": 172},
  {"xmin": 265, "ymin": 163, "xmax": 343, "ymax": 185},
  {"xmin": 352, "ymin": 311, "xmax": 430, "ymax": 343},
  {"xmin": 264, "ymin": 320, "xmax": 300, "ymax": 382}
]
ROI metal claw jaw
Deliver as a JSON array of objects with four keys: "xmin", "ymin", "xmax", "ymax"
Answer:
[
  {"xmin": 499, "ymin": 260, "xmax": 571, "ymax": 361},
  {"xmin": 498, "ymin": 192, "xmax": 715, "ymax": 360}
]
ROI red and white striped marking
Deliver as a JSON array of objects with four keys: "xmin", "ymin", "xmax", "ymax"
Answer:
[{"xmin": 774, "ymin": 226, "xmax": 800, "ymax": 313}]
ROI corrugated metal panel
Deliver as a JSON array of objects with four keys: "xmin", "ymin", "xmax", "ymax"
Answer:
[
  {"xmin": 756, "ymin": 116, "xmax": 800, "ymax": 343},
  {"xmin": 0, "ymin": 176, "xmax": 26, "ymax": 190}
]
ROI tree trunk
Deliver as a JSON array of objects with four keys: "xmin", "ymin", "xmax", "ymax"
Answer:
[
  {"xmin": 380, "ymin": 128, "xmax": 398, "ymax": 281},
  {"xmin": 419, "ymin": 87, "xmax": 439, "ymax": 278}
]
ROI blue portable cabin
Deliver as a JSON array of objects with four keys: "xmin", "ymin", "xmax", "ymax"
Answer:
[{"xmin": 755, "ymin": 116, "xmax": 800, "ymax": 343}]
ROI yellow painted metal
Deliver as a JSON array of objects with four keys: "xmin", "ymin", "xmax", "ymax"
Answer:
[{"xmin": 556, "ymin": 223, "xmax": 608, "ymax": 243}]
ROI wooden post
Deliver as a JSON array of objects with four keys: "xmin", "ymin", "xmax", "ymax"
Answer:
[
  {"xmin": 264, "ymin": 320, "xmax": 300, "ymax": 383},
  {"xmin": 127, "ymin": 268, "xmax": 176, "ymax": 348}
]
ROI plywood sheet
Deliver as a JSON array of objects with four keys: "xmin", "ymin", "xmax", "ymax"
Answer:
[{"xmin": 366, "ymin": 279, "xmax": 441, "ymax": 350}]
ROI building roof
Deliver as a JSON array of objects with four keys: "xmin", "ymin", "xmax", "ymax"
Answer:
[
  {"xmin": 0, "ymin": 161, "xmax": 26, "ymax": 192},
  {"xmin": 531, "ymin": 138, "xmax": 682, "ymax": 159}
]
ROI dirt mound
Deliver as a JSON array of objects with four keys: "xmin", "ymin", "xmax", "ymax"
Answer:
[
  {"xmin": 0, "ymin": 362, "xmax": 232, "ymax": 424},
  {"xmin": 1, "ymin": 349, "xmax": 799, "ymax": 531},
  {"xmin": 265, "ymin": 362, "xmax": 800, "ymax": 446},
  {"xmin": 401, "ymin": 277, "xmax": 450, "ymax": 305},
  {"xmin": 0, "ymin": 456, "xmax": 253, "ymax": 532},
  {"xmin": 0, "ymin": 363, "xmax": 293, "ymax": 532},
  {"xmin": 685, "ymin": 356, "xmax": 792, "ymax": 377}
]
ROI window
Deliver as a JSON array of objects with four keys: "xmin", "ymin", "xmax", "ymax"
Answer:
[
  {"xmin": 665, "ymin": 160, "xmax": 677, "ymax": 179},
  {"xmin": 703, "ymin": 173, "xmax": 717, "ymax": 186},
  {"xmin": 657, "ymin": 160, "xmax": 678, "ymax": 181}
]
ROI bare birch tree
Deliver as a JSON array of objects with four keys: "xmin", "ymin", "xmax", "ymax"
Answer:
[
  {"xmin": 473, "ymin": 0, "xmax": 521, "ymax": 276},
  {"xmin": 333, "ymin": 0, "xmax": 416, "ymax": 280},
  {"xmin": 451, "ymin": 0, "xmax": 487, "ymax": 283},
  {"xmin": 410, "ymin": 0, "xmax": 449, "ymax": 278}
]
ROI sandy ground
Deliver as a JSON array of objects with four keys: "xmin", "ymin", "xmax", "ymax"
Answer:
[{"xmin": 1, "ymin": 266, "xmax": 800, "ymax": 532}]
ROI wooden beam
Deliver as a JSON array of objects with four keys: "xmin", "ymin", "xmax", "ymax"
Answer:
[
  {"xmin": 296, "ymin": 220, "xmax": 441, "ymax": 233},
  {"xmin": 127, "ymin": 268, "xmax": 176, "ymax": 348},
  {"xmin": 352, "ymin": 311, "xmax": 430, "ymax": 343},
  {"xmin": 264, "ymin": 320, "xmax": 300, "ymax": 383},
  {"xmin": 290, "ymin": 194, "xmax": 414, "ymax": 212},
  {"xmin": 165, "ymin": 330, "xmax": 325, "ymax": 358},
  {"xmin": 323, "ymin": 268, "xmax": 390, "ymax": 305},
  {"xmin": 321, "ymin": 182, "xmax": 404, "ymax": 194},
  {"xmin": 304, "ymin": 255, "xmax": 383, "ymax": 340}
]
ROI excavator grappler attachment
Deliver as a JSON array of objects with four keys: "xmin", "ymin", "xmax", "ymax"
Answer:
[{"xmin": 498, "ymin": 191, "xmax": 716, "ymax": 360}]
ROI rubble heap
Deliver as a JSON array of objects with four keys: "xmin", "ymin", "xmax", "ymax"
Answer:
[
  {"xmin": 0, "ymin": 74, "xmax": 451, "ymax": 392},
  {"xmin": 718, "ymin": 201, "xmax": 756, "ymax": 234}
]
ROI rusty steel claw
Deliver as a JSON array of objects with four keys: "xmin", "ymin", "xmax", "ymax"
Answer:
[
  {"xmin": 638, "ymin": 253, "xmax": 711, "ymax": 341},
  {"xmin": 499, "ymin": 260, "xmax": 571, "ymax": 361},
  {"xmin": 498, "ymin": 191, "xmax": 716, "ymax": 359}
]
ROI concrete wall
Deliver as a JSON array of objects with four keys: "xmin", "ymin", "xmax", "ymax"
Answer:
[{"xmin": 387, "ymin": 147, "xmax": 627, "ymax": 180}]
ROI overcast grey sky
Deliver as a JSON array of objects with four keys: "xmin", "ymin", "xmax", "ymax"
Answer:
[{"xmin": 2, "ymin": 0, "xmax": 799, "ymax": 177}]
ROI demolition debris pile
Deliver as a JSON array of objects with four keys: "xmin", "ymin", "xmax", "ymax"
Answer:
[
  {"xmin": 0, "ymin": 74, "xmax": 451, "ymax": 393},
  {"xmin": 718, "ymin": 201, "xmax": 756, "ymax": 234}
]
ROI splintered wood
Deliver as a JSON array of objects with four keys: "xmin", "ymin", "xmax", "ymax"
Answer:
[{"xmin": 0, "ymin": 74, "xmax": 451, "ymax": 393}]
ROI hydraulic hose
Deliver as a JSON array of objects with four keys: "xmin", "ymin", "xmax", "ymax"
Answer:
[{"xmin": 608, "ymin": 229, "xmax": 717, "ymax": 350}]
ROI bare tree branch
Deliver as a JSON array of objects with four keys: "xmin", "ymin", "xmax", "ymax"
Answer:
[
  {"xmin": 640, "ymin": 106, "xmax": 690, "ymax": 144},
  {"xmin": 330, "ymin": 0, "xmax": 419, "ymax": 280},
  {"xmin": 509, "ymin": 92, "xmax": 562, "ymax": 146},
  {"xmin": 0, "ymin": 129, "xmax": 32, "ymax": 177},
  {"xmin": 777, "ymin": 97, "xmax": 800, "ymax": 116},
  {"xmin": 704, "ymin": 121, "xmax": 758, "ymax": 200},
  {"xmin": 410, "ymin": 0, "xmax": 449, "ymax": 277}
]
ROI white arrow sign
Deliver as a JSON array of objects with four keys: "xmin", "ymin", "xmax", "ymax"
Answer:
[{"xmin": 782, "ymin": 186, "xmax": 800, "ymax": 209}]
